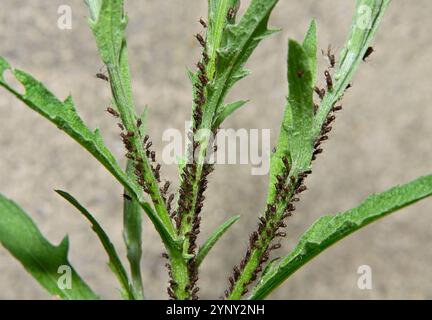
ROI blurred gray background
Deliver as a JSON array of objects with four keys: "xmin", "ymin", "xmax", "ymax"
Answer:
[{"xmin": 0, "ymin": 0, "xmax": 431, "ymax": 299}]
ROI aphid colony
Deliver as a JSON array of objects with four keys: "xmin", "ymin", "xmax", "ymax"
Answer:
[
  {"xmin": 166, "ymin": 14, "xmax": 214, "ymax": 301},
  {"xmin": 223, "ymin": 44, "xmax": 374, "ymax": 299}
]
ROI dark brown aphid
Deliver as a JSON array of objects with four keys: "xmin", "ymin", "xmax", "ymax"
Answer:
[
  {"xmin": 227, "ymin": 7, "xmax": 238, "ymax": 21},
  {"xmin": 202, "ymin": 52, "xmax": 209, "ymax": 64},
  {"xmin": 324, "ymin": 70, "xmax": 333, "ymax": 91},
  {"xmin": 323, "ymin": 45, "xmax": 336, "ymax": 68},
  {"xmin": 198, "ymin": 73, "xmax": 209, "ymax": 85},
  {"xmin": 296, "ymin": 70, "xmax": 304, "ymax": 78},
  {"xmin": 162, "ymin": 181, "xmax": 170, "ymax": 193},
  {"xmin": 117, "ymin": 123, "xmax": 124, "ymax": 130},
  {"xmin": 123, "ymin": 194, "xmax": 132, "ymax": 201},
  {"xmin": 332, "ymin": 105, "xmax": 343, "ymax": 112},
  {"xmin": 137, "ymin": 118, "xmax": 142, "ymax": 128},
  {"xmin": 314, "ymin": 86, "xmax": 325, "ymax": 99},
  {"xmin": 195, "ymin": 33, "xmax": 206, "ymax": 47},
  {"xmin": 96, "ymin": 73, "xmax": 109, "ymax": 82},
  {"xmin": 197, "ymin": 62, "xmax": 206, "ymax": 73},
  {"xmin": 363, "ymin": 46, "xmax": 374, "ymax": 61},
  {"xmin": 106, "ymin": 107, "xmax": 119, "ymax": 117},
  {"xmin": 199, "ymin": 18, "xmax": 207, "ymax": 28}
]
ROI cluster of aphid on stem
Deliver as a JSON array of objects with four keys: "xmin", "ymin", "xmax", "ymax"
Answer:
[
  {"xmin": 105, "ymin": 101, "xmax": 175, "ymax": 212},
  {"xmin": 164, "ymin": 16, "xmax": 216, "ymax": 300},
  {"xmin": 223, "ymin": 44, "xmax": 375, "ymax": 299}
]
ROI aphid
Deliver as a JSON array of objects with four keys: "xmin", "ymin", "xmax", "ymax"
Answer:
[
  {"xmin": 195, "ymin": 33, "xmax": 206, "ymax": 47},
  {"xmin": 96, "ymin": 72, "xmax": 109, "ymax": 82},
  {"xmin": 270, "ymin": 243, "xmax": 282, "ymax": 250},
  {"xmin": 296, "ymin": 185, "xmax": 307, "ymax": 194},
  {"xmin": 227, "ymin": 6, "xmax": 238, "ymax": 21},
  {"xmin": 324, "ymin": 70, "xmax": 333, "ymax": 91},
  {"xmin": 126, "ymin": 131, "xmax": 134, "ymax": 138},
  {"xmin": 150, "ymin": 151, "xmax": 156, "ymax": 162},
  {"xmin": 125, "ymin": 153, "xmax": 135, "ymax": 160},
  {"xmin": 162, "ymin": 181, "xmax": 170, "ymax": 193},
  {"xmin": 323, "ymin": 45, "xmax": 336, "ymax": 68},
  {"xmin": 199, "ymin": 18, "xmax": 207, "ymax": 28},
  {"xmin": 146, "ymin": 141, "xmax": 153, "ymax": 149},
  {"xmin": 197, "ymin": 62, "xmax": 206, "ymax": 73},
  {"xmin": 314, "ymin": 148, "xmax": 324, "ymax": 156},
  {"xmin": 168, "ymin": 193, "xmax": 175, "ymax": 204},
  {"xmin": 296, "ymin": 70, "xmax": 304, "ymax": 78},
  {"xmin": 137, "ymin": 118, "xmax": 142, "ymax": 128},
  {"xmin": 363, "ymin": 46, "xmax": 374, "ymax": 61},
  {"xmin": 117, "ymin": 123, "xmax": 124, "ymax": 130},
  {"xmin": 198, "ymin": 73, "xmax": 208, "ymax": 85},
  {"xmin": 202, "ymin": 52, "xmax": 209, "ymax": 64},
  {"xmin": 314, "ymin": 86, "xmax": 325, "ymax": 99},
  {"xmin": 123, "ymin": 194, "xmax": 132, "ymax": 201},
  {"xmin": 106, "ymin": 107, "xmax": 119, "ymax": 117},
  {"xmin": 332, "ymin": 105, "xmax": 343, "ymax": 112}
]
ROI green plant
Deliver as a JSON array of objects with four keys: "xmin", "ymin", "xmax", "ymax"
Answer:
[{"xmin": 0, "ymin": 0, "xmax": 429, "ymax": 300}]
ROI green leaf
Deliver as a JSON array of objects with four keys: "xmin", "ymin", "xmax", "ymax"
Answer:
[
  {"xmin": 0, "ymin": 56, "xmax": 178, "ymax": 253},
  {"xmin": 302, "ymin": 20, "xmax": 318, "ymax": 85},
  {"xmin": 313, "ymin": 0, "xmax": 391, "ymax": 138},
  {"xmin": 56, "ymin": 190, "xmax": 134, "ymax": 300},
  {"xmin": 203, "ymin": 0, "xmax": 279, "ymax": 131},
  {"xmin": 213, "ymin": 100, "xmax": 248, "ymax": 128},
  {"xmin": 123, "ymin": 160, "xmax": 144, "ymax": 300},
  {"xmin": 84, "ymin": 0, "xmax": 102, "ymax": 22},
  {"xmin": 86, "ymin": 0, "xmax": 176, "ymax": 240},
  {"xmin": 286, "ymin": 40, "xmax": 314, "ymax": 174},
  {"xmin": 0, "ymin": 193, "xmax": 98, "ymax": 300},
  {"xmin": 250, "ymin": 174, "xmax": 432, "ymax": 300},
  {"xmin": 267, "ymin": 38, "xmax": 314, "ymax": 203},
  {"xmin": 195, "ymin": 215, "xmax": 240, "ymax": 267}
]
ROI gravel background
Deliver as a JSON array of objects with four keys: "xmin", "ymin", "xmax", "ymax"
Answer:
[{"xmin": 0, "ymin": 0, "xmax": 431, "ymax": 299}]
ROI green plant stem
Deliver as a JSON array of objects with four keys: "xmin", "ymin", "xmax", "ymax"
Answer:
[{"xmin": 123, "ymin": 160, "xmax": 144, "ymax": 300}]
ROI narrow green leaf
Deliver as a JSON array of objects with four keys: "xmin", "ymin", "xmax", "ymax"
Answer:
[
  {"xmin": 56, "ymin": 190, "xmax": 134, "ymax": 300},
  {"xmin": 213, "ymin": 100, "xmax": 248, "ymax": 128},
  {"xmin": 203, "ymin": 0, "xmax": 279, "ymax": 131},
  {"xmin": 0, "ymin": 56, "xmax": 178, "ymax": 253},
  {"xmin": 123, "ymin": 161, "xmax": 144, "ymax": 300},
  {"xmin": 195, "ymin": 215, "xmax": 240, "ymax": 267},
  {"xmin": 267, "ymin": 39, "xmax": 314, "ymax": 203},
  {"xmin": 250, "ymin": 174, "xmax": 432, "ymax": 300},
  {"xmin": 0, "ymin": 193, "xmax": 98, "ymax": 300},
  {"xmin": 87, "ymin": 0, "xmax": 177, "ymax": 240},
  {"xmin": 313, "ymin": 0, "xmax": 391, "ymax": 137},
  {"xmin": 286, "ymin": 40, "xmax": 314, "ymax": 174}
]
